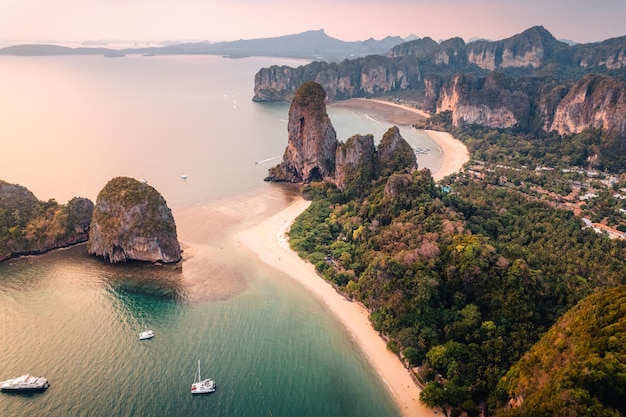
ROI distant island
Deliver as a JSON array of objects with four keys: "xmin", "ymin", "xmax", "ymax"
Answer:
[{"xmin": 0, "ymin": 29, "xmax": 406, "ymax": 61}]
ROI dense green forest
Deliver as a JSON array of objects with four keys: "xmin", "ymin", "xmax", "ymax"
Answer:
[
  {"xmin": 288, "ymin": 126, "xmax": 626, "ymax": 415},
  {"xmin": 494, "ymin": 285, "xmax": 626, "ymax": 416}
]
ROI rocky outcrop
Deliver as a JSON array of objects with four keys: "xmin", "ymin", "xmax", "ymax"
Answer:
[
  {"xmin": 268, "ymin": 83, "xmax": 419, "ymax": 192},
  {"xmin": 88, "ymin": 177, "xmax": 181, "ymax": 264},
  {"xmin": 436, "ymin": 73, "xmax": 530, "ymax": 128},
  {"xmin": 253, "ymin": 55, "xmax": 419, "ymax": 102},
  {"xmin": 334, "ymin": 134, "xmax": 377, "ymax": 192},
  {"xmin": 0, "ymin": 181, "xmax": 93, "ymax": 261},
  {"xmin": 252, "ymin": 26, "xmax": 626, "ymax": 139},
  {"xmin": 548, "ymin": 74, "xmax": 626, "ymax": 140},
  {"xmin": 377, "ymin": 126, "xmax": 418, "ymax": 176},
  {"xmin": 266, "ymin": 81, "xmax": 338, "ymax": 183},
  {"xmin": 466, "ymin": 26, "xmax": 563, "ymax": 70}
]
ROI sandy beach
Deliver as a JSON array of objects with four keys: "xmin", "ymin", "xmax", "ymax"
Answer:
[{"xmin": 236, "ymin": 101, "xmax": 469, "ymax": 417}]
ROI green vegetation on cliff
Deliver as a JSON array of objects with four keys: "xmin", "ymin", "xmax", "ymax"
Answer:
[
  {"xmin": 0, "ymin": 180, "xmax": 93, "ymax": 261},
  {"xmin": 493, "ymin": 285, "xmax": 626, "ymax": 416},
  {"xmin": 88, "ymin": 176, "xmax": 181, "ymax": 263}
]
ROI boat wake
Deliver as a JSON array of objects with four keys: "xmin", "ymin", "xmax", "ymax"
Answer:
[{"xmin": 255, "ymin": 155, "xmax": 281, "ymax": 165}]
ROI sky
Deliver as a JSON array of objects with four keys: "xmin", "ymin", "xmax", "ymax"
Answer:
[{"xmin": 0, "ymin": 0, "xmax": 624, "ymax": 47}]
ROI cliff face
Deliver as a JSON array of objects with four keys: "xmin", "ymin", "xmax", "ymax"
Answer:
[
  {"xmin": 268, "ymin": 83, "xmax": 418, "ymax": 192},
  {"xmin": 253, "ymin": 55, "xmax": 419, "ymax": 102},
  {"xmin": 377, "ymin": 126, "xmax": 418, "ymax": 176},
  {"xmin": 334, "ymin": 134, "xmax": 377, "ymax": 192},
  {"xmin": 253, "ymin": 26, "xmax": 626, "ymax": 140},
  {"xmin": 88, "ymin": 177, "xmax": 181, "ymax": 264},
  {"xmin": 436, "ymin": 73, "xmax": 530, "ymax": 128},
  {"xmin": 548, "ymin": 74, "xmax": 626, "ymax": 140},
  {"xmin": 266, "ymin": 81, "xmax": 338, "ymax": 183},
  {"xmin": 466, "ymin": 26, "xmax": 562, "ymax": 70},
  {"xmin": 0, "ymin": 181, "xmax": 93, "ymax": 261}
]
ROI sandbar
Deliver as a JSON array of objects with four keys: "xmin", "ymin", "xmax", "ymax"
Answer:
[{"xmin": 236, "ymin": 99, "xmax": 469, "ymax": 417}]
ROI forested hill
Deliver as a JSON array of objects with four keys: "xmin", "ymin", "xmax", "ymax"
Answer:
[
  {"xmin": 288, "ymin": 159, "xmax": 626, "ymax": 414},
  {"xmin": 493, "ymin": 285, "xmax": 626, "ymax": 416}
]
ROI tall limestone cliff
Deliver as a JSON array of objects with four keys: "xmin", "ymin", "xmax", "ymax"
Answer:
[
  {"xmin": 548, "ymin": 74, "xmax": 626, "ymax": 140},
  {"xmin": 466, "ymin": 26, "xmax": 564, "ymax": 70},
  {"xmin": 268, "ymin": 82, "xmax": 418, "ymax": 192},
  {"xmin": 436, "ymin": 72, "xmax": 530, "ymax": 128},
  {"xmin": 253, "ymin": 26, "xmax": 626, "ymax": 140},
  {"xmin": 377, "ymin": 126, "xmax": 418, "ymax": 177},
  {"xmin": 266, "ymin": 81, "xmax": 337, "ymax": 183},
  {"xmin": 0, "ymin": 180, "xmax": 93, "ymax": 261},
  {"xmin": 334, "ymin": 134, "xmax": 378, "ymax": 193},
  {"xmin": 88, "ymin": 177, "xmax": 181, "ymax": 264},
  {"xmin": 253, "ymin": 55, "xmax": 417, "ymax": 102}
]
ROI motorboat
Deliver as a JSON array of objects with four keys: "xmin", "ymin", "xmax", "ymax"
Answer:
[
  {"xmin": 139, "ymin": 330, "xmax": 154, "ymax": 340},
  {"xmin": 0, "ymin": 374, "xmax": 50, "ymax": 392},
  {"xmin": 180, "ymin": 174, "xmax": 188, "ymax": 179},
  {"xmin": 191, "ymin": 360, "xmax": 215, "ymax": 394}
]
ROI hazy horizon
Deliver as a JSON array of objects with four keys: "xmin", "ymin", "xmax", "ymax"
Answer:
[{"xmin": 0, "ymin": 0, "xmax": 624, "ymax": 48}]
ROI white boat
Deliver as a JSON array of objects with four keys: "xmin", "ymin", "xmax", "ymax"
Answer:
[
  {"xmin": 0, "ymin": 374, "xmax": 50, "ymax": 392},
  {"xmin": 191, "ymin": 360, "xmax": 215, "ymax": 394},
  {"xmin": 180, "ymin": 174, "xmax": 188, "ymax": 179},
  {"xmin": 139, "ymin": 330, "xmax": 154, "ymax": 340}
]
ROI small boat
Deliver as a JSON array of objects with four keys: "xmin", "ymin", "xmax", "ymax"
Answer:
[
  {"xmin": 180, "ymin": 174, "xmax": 188, "ymax": 179},
  {"xmin": 139, "ymin": 330, "xmax": 154, "ymax": 340},
  {"xmin": 191, "ymin": 360, "xmax": 215, "ymax": 394},
  {"xmin": 0, "ymin": 374, "xmax": 50, "ymax": 392}
]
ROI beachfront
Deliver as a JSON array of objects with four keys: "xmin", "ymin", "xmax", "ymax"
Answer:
[{"xmin": 236, "ymin": 100, "xmax": 469, "ymax": 417}]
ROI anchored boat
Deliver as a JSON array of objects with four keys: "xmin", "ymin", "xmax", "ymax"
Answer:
[
  {"xmin": 1, "ymin": 374, "xmax": 50, "ymax": 392},
  {"xmin": 191, "ymin": 360, "xmax": 215, "ymax": 394}
]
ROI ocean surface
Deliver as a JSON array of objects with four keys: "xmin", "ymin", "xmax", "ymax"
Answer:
[{"xmin": 0, "ymin": 54, "xmax": 441, "ymax": 416}]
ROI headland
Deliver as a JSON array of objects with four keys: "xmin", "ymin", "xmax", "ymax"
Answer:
[{"xmin": 236, "ymin": 98, "xmax": 468, "ymax": 417}]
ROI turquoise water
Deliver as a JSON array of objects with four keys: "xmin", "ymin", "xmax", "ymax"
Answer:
[{"xmin": 0, "ymin": 54, "xmax": 439, "ymax": 416}]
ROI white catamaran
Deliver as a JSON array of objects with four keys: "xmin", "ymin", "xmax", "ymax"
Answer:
[{"xmin": 190, "ymin": 360, "xmax": 215, "ymax": 394}]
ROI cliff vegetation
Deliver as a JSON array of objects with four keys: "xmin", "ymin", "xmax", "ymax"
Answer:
[
  {"xmin": 0, "ymin": 180, "xmax": 93, "ymax": 261},
  {"xmin": 493, "ymin": 285, "xmax": 626, "ymax": 416},
  {"xmin": 88, "ymin": 177, "xmax": 181, "ymax": 264}
]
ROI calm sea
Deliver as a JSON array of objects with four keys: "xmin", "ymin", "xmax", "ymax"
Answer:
[{"xmin": 0, "ymin": 54, "xmax": 440, "ymax": 417}]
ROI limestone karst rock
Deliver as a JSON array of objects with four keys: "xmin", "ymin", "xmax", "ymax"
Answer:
[
  {"xmin": 377, "ymin": 126, "xmax": 418, "ymax": 177},
  {"xmin": 334, "ymin": 134, "xmax": 378, "ymax": 193},
  {"xmin": 267, "ymin": 83, "xmax": 419, "ymax": 192},
  {"xmin": 87, "ymin": 177, "xmax": 181, "ymax": 263},
  {"xmin": 266, "ymin": 81, "xmax": 337, "ymax": 183}
]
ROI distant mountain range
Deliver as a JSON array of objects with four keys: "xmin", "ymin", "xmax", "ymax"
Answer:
[{"xmin": 0, "ymin": 29, "xmax": 406, "ymax": 61}]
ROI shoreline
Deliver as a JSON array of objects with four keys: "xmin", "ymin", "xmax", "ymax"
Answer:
[
  {"xmin": 236, "ymin": 99, "xmax": 469, "ymax": 417},
  {"xmin": 236, "ymin": 198, "xmax": 435, "ymax": 417}
]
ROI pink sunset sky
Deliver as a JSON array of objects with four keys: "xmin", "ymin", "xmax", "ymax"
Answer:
[{"xmin": 0, "ymin": 0, "xmax": 624, "ymax": 46}]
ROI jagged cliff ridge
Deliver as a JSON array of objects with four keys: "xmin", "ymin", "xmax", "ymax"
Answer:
[
  {"xmin": 266, "ymin": 82, "xmax": 417, "ymax": 191},
  {"xmin": 0, "ymin": 180, "xmax": 93, "ymax": 261},
  {"xmin": 253, "ymin": 26, "xmax": 626, "ymax": 142},
  {"xmin": 88, "ymin": 177, "xmax": 181, "ymax": 264}
]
